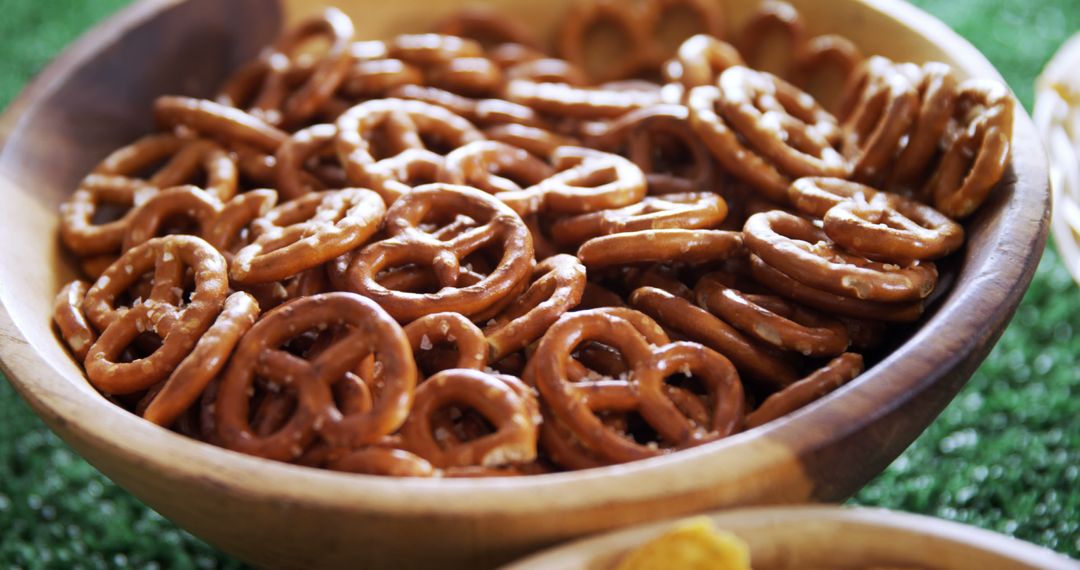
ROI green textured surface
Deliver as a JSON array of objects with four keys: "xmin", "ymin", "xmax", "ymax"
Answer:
[{"xmin": 0, "ymin": 0, "xmax": 1078, "ymax": 567}]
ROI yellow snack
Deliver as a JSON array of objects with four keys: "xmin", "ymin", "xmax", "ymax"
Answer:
[{"xmin": 615, "ymin": 517, "xmax": 752, "ymax": 570}]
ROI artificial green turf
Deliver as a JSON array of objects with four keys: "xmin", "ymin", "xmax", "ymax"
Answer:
[{"xmin": 1, "ymin": 0, "xmax": 1078, "ymax": 567}]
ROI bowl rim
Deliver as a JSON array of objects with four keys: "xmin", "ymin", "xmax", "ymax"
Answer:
[
  {"xmin": 500, "ymin": 505, "xmax": 1077, "ymax": 569},
  {"xmin": 0, "ymin": 0, "xmax": 1051, "ymax": 518}
]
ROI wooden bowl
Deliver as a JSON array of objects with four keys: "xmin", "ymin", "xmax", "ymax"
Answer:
[
  {"xmin": 0, "ymin": 0, "xmax": 1049, "ymax": 568},
  {"xmin": 1035, "ymin": 31, "xmax": 1080, "ymax": 285},
  {"xmin": 502, "ymin": 506, "xmax": 1077, "ymax": 569}
]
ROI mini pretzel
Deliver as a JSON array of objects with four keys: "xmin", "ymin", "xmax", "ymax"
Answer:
[
  {"xmin": 823, "ymin": 193, "xmax": 965, "ymax": 262},
  {"xmin": 641, "ymin": 0, "xmax": 726, "ymax": 61},
  {"xmin": 400, "ymin": 369, "xmax": 538, "ymax": 468},
  {"xmin": 663, "ymin": 35, "xmax": 744, "ymax": 89},
  {"xmin": 718, "ymin": 66, "xmax": 846, "ymax": 178},
  {"xmin": 578, "ymin": 229, "xmax": 744, "ymax": 269},
  {"xmin": 145, "ymin": 138, "xmax": 238, "ymax": 201},
  {"xmin": 340, "ymin": 59, "xmax": 424, "ymax": 98},
  {"xmin": 533, "ymin": 309, "xmax": 745, "ymax": 463},
  {"xmin": 154, "ymin": 96, "xmax": 288, "ymax": 153},
  {"xmin": 629, "ymin": 286, "xmax": 799, "ymax": 389},
  {"xmin": 439, "ymin": 140, "xmax": 555, "ymax": 211},
  {"xmin": 141, "ymin": 292, "xmax": 259, "ymax": 427},
  {"xmin": 926, "ymin": 79, "xmax": 1015, "ymax": 219},
  {"xmin": 60, "ymin": 175, "xmax": 156, "ymax": 256},
  {"xmin": 231, "ymin": 188, "xmax": 385, "ymax": 284},
  {"xmin": 585, "ymin": 104, "xmax": 717, "ymax": 194},
  {"xmin": 744, "ymin": 210, "xmax": 937, "ymax": 302},
  {"xmin": 202, "ymin": 190, "xmax": 279, "ymax": 263},
  {"xmin": 404, "ymin": 312, "xmax": 488, "ymax": 374},
  {"xmin": 518, "ymin": 147, "xmax": 648, "ymax": 216},
  {"xmin": 695, "ymin": 272, "xmax": 849, "ymax": 357},
  {"xmin": 557, "ymin": 0, "xmax": 652, "ymax": 83},
  {"xmin": 790, "ymin": 35, "xmax": 864, "ymax": 105},
  {"xmin": 275, "ymin": 123, "xmax": 346, "ymax": 201},
  {"xmin": 687, "ymin": 85, "xmax": 789, "ymax": 202},
  {"xmin": 388, "ymin": 84, "xmax": 547, "ymax": 130},
  {"xmin": 334, "ymin": 98, "xmax": 484, "ymax": 203},
  {"xmin": 484, "ymin": 254, "xmax": 587, "ymax": 361},
  {"xmin": 552, "ymin": 192, "xmax": 728, "ymax": 246},
  {"xmin": 82, "ymin": 236, "xmax": 229, "ymax": 394},
  {"xmin": 736, "ymin": 0, "xmax": 806, "ymax": 77},
  {"xmin": 426, "ymin": 57, "xmax": 504, "ymax": 97},
  {"xmin": 121, "ymin": 185, "xmax": 222, "ymax": 252},
  {"xmin": 839, "ymin": 57, "xmax": 919, "ymax": 182},
  {"xmin": 748, "ymin": 254, "xmax": 925, "ymax": 322},
  {"xmin": 54, "ymin": 281, "xmax": 98, "ymax": 361},
  {"xmin": 745, "ymin": 352, "xmax": 863, "ymax": 428},
  {"xmin": 631, "ymin": 265, "xmax": 694, "ymax": 301},
  {"xmin": 506, "ymin": 80, "xmax": 664, "ymax": 120},
  {"xmin": 216, "ymin": 292, "xmax": 417, "ymax": 460},
  {"xmin": 387, "ymin": 33, "xmax": 484, "ymax": 68},
  {"xmin": 505, "ymin": 58, "xmax": 588, "ymax": 86},
  {"xmin": 482, "ymin": 124, "xmax": 580, "ymax": 159},
  {"xmin": 347, "ymin": 183, "xmax": 534, "ymax": 322},
  {"xmin": 886, "ymin": 62, "xmax": 958, "ymax": 188},
  {"xmin": 433, "ymin": 7, "xmax": 539, "ymax": 49},
  {"xmin": 787, "ymin": 176, "xmax": 881, "ymax": 217}
]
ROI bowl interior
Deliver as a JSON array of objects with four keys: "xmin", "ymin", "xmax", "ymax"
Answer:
[{"xmin": 0, "ymin": 0, "xmax": 1050, "ymax": 568}]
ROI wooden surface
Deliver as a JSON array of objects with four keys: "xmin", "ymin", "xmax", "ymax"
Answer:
[
  {"xmin": 503, "ymin": 506, "xmax": 1078, "ymax": 570},
  {"xmin": 0, "ymin": 0, "xmax": 1051, "ymax": 568}
]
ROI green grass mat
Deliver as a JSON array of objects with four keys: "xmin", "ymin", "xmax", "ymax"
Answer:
[{"xmin": 1, "ymin": 0, "xmax": 1078, "ymax": 567}]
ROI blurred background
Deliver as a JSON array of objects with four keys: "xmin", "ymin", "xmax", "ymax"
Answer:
[{"xmin": 1, "ymin": 0, "xmax": 1077, "ymax": 567}]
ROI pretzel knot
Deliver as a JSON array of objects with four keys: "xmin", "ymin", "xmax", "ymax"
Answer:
[
  {"xmin": 839, "ymin": 56, "xmax": 919, "ymax": 182},
  {"xmin": 663, "ymin": 35, "xmax": 744, "ymax": 89},
  {"xmin": 82, "ymin": 235, "xmax": 229, "ymax": 394},
  {"xmin": 533, "ymin": 309, "xmax": 746, "ymax": 463},
  {"xmin": 483, "ymin": 254, "xmax": 587, "ymax": 362},
  {"xmin": 517, "ymin": 146, "xmax": 648, "ymax": 216},
  {"xmin": 346, "ymin": 183, "xmax": 534, "ymax": 322},
  {"xmin": 334, "ymin": 98, "xmax": 484, "ymax": 204},
  {"xmin": 400, "ymin": 368, "xmax": 539, "ymax": 468},
  {"xmin": 231, "ymin": 188, "xmax": 385, "ymax": 284},
  {"xmin": 438, "ymin": 140, "xmax": 555, "ymax": 213},
  {"xmin": 552, "ymin": 191, "xmax": 728, "ymax": 246},
  {"xmin": 433, "ymin": 6, "xmax": 540, "ymax": 50},
  {"xmin": 405, "ymin": 312, "xmax": 489, "ymax": 376},
  {"xmin": 745, "ymin": 352, "xmax": 863, "ymax": 428},
  {"xmin": 215, "ymin": 292, "xmax": 418, "ymax": 461},
  {"xmin": 53, "ymin": 281, "xmax": 98, "ymax": 362}
]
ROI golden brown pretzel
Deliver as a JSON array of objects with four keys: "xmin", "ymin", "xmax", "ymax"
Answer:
[
  {"xmin": 346, "ymin": 183, "xmax": 534, "ymax": 321},
  {"xmin": 552, "ymin": 192, "xmax": 728, "ymax": 246},
  {"xmin": 888, "ymin": 62, "xmax": 958, "ymax": 188},
  {"xmin": 743, "ymin": 210, "xmax": 937, "ymax": 302},
  {"xmin": 141, "ymin": 292, "xmax": 260, "ymax": 427},
  {"xmin": 334, "ymin": 98, "xmax": 484, "ymax": 204},
  {"xmin": 532, "ymin": 309, "xmax": 746, "ymax": 463},
  {"xmin": 736, "ymin": 0, "xmax": 806, "ymax": 76},
  {"xmin": 340, "ymin": 59, "xmax": 424, "ymax": 98},
  {"xmin": 483, "ymin": 124, "xmax": 581, "ymax": 159},
  {"xmin": 717, "ymin": 66, "xmax": 846, "ymax": 178},
  {"xmin": 275, "ymin": 123, "xmax": 345, "ymax": 201},
  {"xmin": 514, "ymin": 146, "xmax": 648, "ymax": 216},
  {"xmin": 326, "ymin": 447, "xmax": 436, "ymax": 477},
  {"xmin": 439, "ymin": 140, "xmax": 555, "ymax": 210},
  {"xmin": 484, "ymin": 254, "xmax": 587, "ymax": 361},
  {"xmin": 838, "ymin": 56, "xmax": 919, "ymax": 182},
  {"xmin": 641, "ymin": 0, "xmax": 726, "ymax": 61},
  {"xmin": 433, "ymin": 7, "xmax": 539, "ymax": 49},
  {"xmin": 663, "ymin": 35, "xmax": 744, "ymax": 89},
  {"xmin": 201, "ymin": 190, "xmax": 279, "ymax": 263},
  {"xmin": 82, "ymin": 236, "xmax": 229, "ymax": 394},
  {"xmin": 53, "ymin": 280, "xmax": 98, "ymax": 362},
  {"xmin": 154, "ymin": 96, "xmax": 288, "ymax": 153},
  {"xmin": 790, "ymin": 35, "xmax": 864, "ymax": 110},
  {"xmin": 231, "ymin": 188, "xmax": 385, "ymax": 284},
  {"xmin": 557, "ymin": 0, "xmax": 652, "ymax": 83},
  {"xmin": 822, "ymin": 194, "xmax": 965, "ymax": 262},
  {"xmin": 505, "ymin": 58, "xmax": 589, "ymax": 86},
  {"xmin": 387, "ymin": 34, "xmax": 484, "ymax": 67},
  {"xmin": 388, "ymin": 84, "xmax": 547, "ymax": 130},
  {"xmin": 695, "ymin": 272, "xmax": 849, "ymax": 357},
  {"xmin": 215, "ymin": 292, "xmax": 417, "ymax": 460},
  {"xmin": 786, "ymin": 176, "xmax": 881, "ymax": 217},
  {"xmin": 426, "ymin": 57, "xmax": 505, "ymax": 97},
  {"xmin": 404, "ymin": 312, "xmax": 488, "ymax": 375},
  {"xmin": 400, "ymin": 368, "xmax": 538, "ymax": 468},
  {"xmin": 629, "ymin": 286, "xmax": 799, "ymax": 389},
  {"xmin": 745, "ymin": 352, "xmax": 863, "ymax": 428},
  {"xmin": 578, "ymin": 229, "xmax": 744, "ymax": 269},
  {"xmin": 926, "ymin": 79, "xmax": 1015, "ymax": 219},
  {"xmin": 121, "ymin": 185, "xmax": 222, "ymax": 252},
  {"xmin": 506, "ymin": 79, "xmax": 664, "ymax": 120}
]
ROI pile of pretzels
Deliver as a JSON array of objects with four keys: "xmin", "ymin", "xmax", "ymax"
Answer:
[{"xmin": 53, "ymin": 0, "xmax": 1014, "ymax": 476}]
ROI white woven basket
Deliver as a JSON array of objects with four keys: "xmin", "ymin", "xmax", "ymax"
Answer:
[{"xmin": 1035, "ymin": 32, "xmax": 1080, "ymax": 284}]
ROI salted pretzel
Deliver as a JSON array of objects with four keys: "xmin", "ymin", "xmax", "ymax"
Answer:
[
  {"xmin": 557, "ymin": 0, "xmax": 652, "ymax": 83},
  {"xmin": 790, "ymin": 35, "xmax": 864, "ymax": 109},
  {"xmin": 201, "ymin": 190, "xmax": 279, "ymax": 263},
  {"xmin": 231, "ymin": 188, "xmax": 385, "ymax": 284},
  {"xmin": 695, "ymin": 272, "xmax": 849, "ymax": 357},
  {"xmin": 744, "ymin": 210, "xmax": 937, "ymax": 302},
  {"xmin": 387, "ymin": 34, "xmax": 484, "ymax": 67},
  {"xmin": 438, "ymin": 140, "xmax": 555, "ymax": 209},
  {"xmin": 433, "ymin": 7, "xmax": 540, "ymax": 49},
  {"xmin": 121, "ymin": 185, "xmax": 222, "ymax": 252},
  {"xmin": 388, "ymin": 84, "xmax": 547, "ymax": 130},
  {"xmin": 506, "ymin": 79, "xmax": 664, "ymax": 120},
  {"xmin": 484, "ymin": 254, "xmax": 587, "ymax": 361},
  {"xmin": 154, "ymin": 96, "xmax": 288, "ymax": 153},
  {"xmin": 585, "ymin": 104, "xmax": 718, "ymax": 194},
  {"xmin": 687, "ymin": 84, "xmax": 789, "ymax": 202},
  {"xmin": 400, "ymin": 368, "xmax": 538, "ymax": 468},
  {"xmin": 340, "ymin": 59, "xmax": 424, "ymax": 98},
  {"xmin": 736, "ymin": 0, "xmax": 806, "ymax": 77},
  {"xmin": 53, "ymin": 281, "xmax": 98, "ymax": 361},
  {"xmin": 275, "ymin": 123, "xmax": 347, "ymax": 201},
  {"xmin": 926, "ymin": 79, "xmax": 1015, "ymax": 219},
  {"xmin": 532, "ymin": 309, "xmax": 745, "ymax": 463},
  {"xmin": 346, "ymin": 183, "xmax": 534, "ymax": 322},
  {"xmin": 748, "ymin": 254, "xmax": 925, "ymax": 322},
  {"xmin": 140, "ymin": 292, "xmax": 260, "ymax": 427},
  {"xmin": 745, "ymin": 352, "xmax": 863, "ymax": 428},
  {"xmin": 552, "ymin": 192, "xmax": 728, "ymax": 246},
  {"xmin": 505, "ymin": 58, "xmax": 589, "ymax": 86},
  {"xmin": 640, "ymin": 0, "xmax": 726, "ymax": 61},
  {"xmin": 718, "ymin": 66, "xmax": 846, "ymax": 178},
  {"xmin": 215, "ymin": 292, "xmax": 417, "ymax": 460},
  {"xmin": 81, "ymin": 236, "xmax": 229, "ymax": 394},
  {"xmin": 404, "ymin": 312, "xmax": 488, "ymax": 375},
  {"xmin": 425, "ymin": 57, "xmax": 505, "ymax": 97},
  {"xmin": 888, "ymin": 62, "xmax": 958, "ymax": 188},
  {"xmin": 839, "ymin": 56, "xmax": 919, "ymax": 182},
  {"xmin": 663, "ymin": 35, "xmax": 744, "ymax": 90},
  {"xmin": 219, "ymin": 8, "xmax": 354, "ymax": 126},
  {"xmin": 629, "ymin": 286, "xmax": 799, "ymax": 389},
  {"xmin": 823, "ymin": 192, "xmax": 965, "ymax": 262},
  {"xmin": 59, "ymin": 134, "xmax": 237, "ymax": 255},
  {"xmin": 631, "ymin": 265, "xmax": 695, "ymax": 301},
  {"xmin": 334, "ymin": 98, "xmax": 484, "ymax": 203},
  {"xmin": 578, "ymin": 229, "xmax": 744, "ymax": 269},
  {"xmin": 509, "ymin": 147, "xmax": 648, "ymax": 216},
  {"xmin": 787, "ymin": 176, "xmax": 882, "ymax": 217},
  {"xmin": 326, "ymin": 447, "xmax": 436, "ymax": 477}
]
